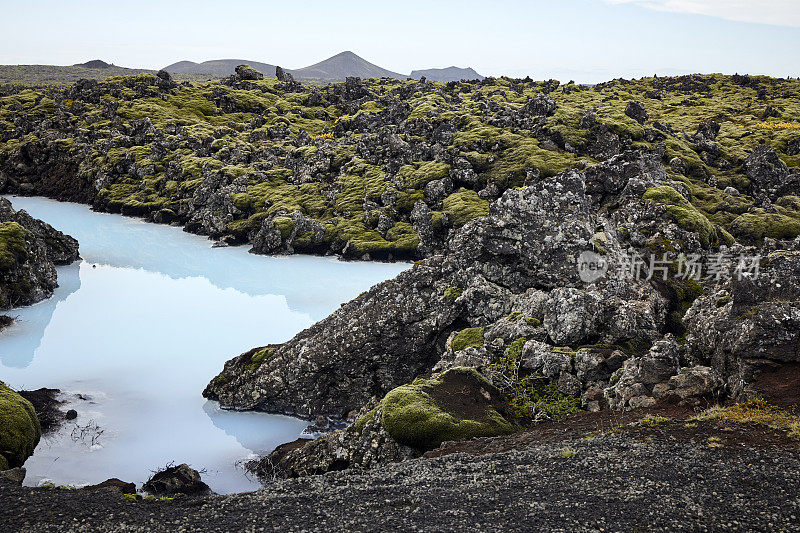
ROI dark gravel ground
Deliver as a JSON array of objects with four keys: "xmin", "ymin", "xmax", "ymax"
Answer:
[{"xmin": 2, "ymin": 431, "xmax": 799, "ymax": 532}]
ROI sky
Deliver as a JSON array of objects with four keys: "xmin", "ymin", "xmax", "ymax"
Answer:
[{"xmin": 0, "ymin": 0, "xmax": 798, "ymax": 83}]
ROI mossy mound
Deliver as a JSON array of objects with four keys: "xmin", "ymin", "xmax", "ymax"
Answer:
[
  {"xmin": 451, "ymin": 327, "xmax": 485, "ymax": 352},
  {"xmin": 0, "ymin": 380, "xmax": 41, "ymax": 469},
  {"xmin": 379, "ymin": 367, "xmax": 518, "ymax": 450},
  {"xmin": 643, "ymin": 185, "xmax": 718, "ymax": 247}
]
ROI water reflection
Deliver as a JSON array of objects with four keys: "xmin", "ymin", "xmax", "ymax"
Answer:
[
  {"xmin": 5, "ymin": 195, "xmax": 406, "ymax": 320},
  {"xmin": 0, "ymin": 263, "xmax": 81, "ymax": 368}
]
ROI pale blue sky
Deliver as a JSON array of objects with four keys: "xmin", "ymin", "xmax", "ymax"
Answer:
[{"xmin": 1, "ymin": 0, "xmax": 798, "ymax": 82}]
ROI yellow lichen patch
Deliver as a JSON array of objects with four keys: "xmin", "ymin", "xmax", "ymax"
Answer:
[
  {"xmin": 694, "ymin": 400, "xmax": 800, "ymax": 439},
  {"xmin": 751, "ymin": 122, "xmax": 800, "ymax": 130}
]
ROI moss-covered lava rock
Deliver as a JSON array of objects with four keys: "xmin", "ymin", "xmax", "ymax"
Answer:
[
  {"xmin": 379, "ymin": 367, "xmax": 519, "ymax": 450},
  {"xmin": 0, "ymin": 198, "xmax": 79, "ymax": 310},
  {"xmin": 0, "ymin": 380, "xmax": 41, "ymax": 469},
  {"xmin": 3, "ymin": 72, "xmax": 799, "ymax": 259}
]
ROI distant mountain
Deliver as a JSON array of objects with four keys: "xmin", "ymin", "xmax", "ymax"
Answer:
[
  {"xmin": 0, "ymin": 52, "xmax": 482, "ymax": 86},
  {"xmin": 290, "ymin": 51, "xmax": 404, "ymax": 81},
  {"xmin": 409, "ymin": 66, "xmax": 484, "ymax": 82},
  {"xmin": 163, "ymin": 59, "xmax": 277, "ymax": 77},
  {"xmin": 73, "ymin": 59, "xmax": 112, "ymax": 69},
  {"xmin": 162, "ymin": 51, "xmax": 405, "ymax": 81}
]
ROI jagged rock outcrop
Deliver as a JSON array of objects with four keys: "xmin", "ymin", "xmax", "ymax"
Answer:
[
  {"xmin": 744, "ymin": 145, "xmax": 799, "ymax": 200},
  {"xmin": 205, "ymin": 152, "xmax": 703, "ymax": 418},
  {"xmin": 0, "ymin": 198, "xmax": 79, "ymax": 309},
  {"xmin": 683, "ymin": 250, "xmax": 800, "ymax": 398}
]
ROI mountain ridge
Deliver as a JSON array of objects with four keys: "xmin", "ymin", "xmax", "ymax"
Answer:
[
  {"xmin": 162, "ymin": 51, "xmax": 483, "ymax": 82},
  {"xmin": 410, "ymin": 66, "xmax": 485, "ymax": 82}
]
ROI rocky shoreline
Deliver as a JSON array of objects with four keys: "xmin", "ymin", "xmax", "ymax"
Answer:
[{"xmin": 2, "ymin": 407, "xmax": 798, "ymax": 532}]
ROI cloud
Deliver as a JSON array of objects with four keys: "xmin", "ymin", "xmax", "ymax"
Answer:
[{"xmin": 603, "ymin": 0, "xmax": 800, "ymax": 27}]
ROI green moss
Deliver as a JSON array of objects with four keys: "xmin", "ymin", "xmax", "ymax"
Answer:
[
  {"xmin": 251, "ymin": 347, "xmax": 275, "ymax": 366},
  {"xmin": 506, "ymin": 337, "xmax": 526, "ymax": 360},
  {"xmin": 488, "ymin": 136, "xmax": 579, "ymax": 183},
  {"xmin": 451, "ymin": 327, "xmax": 485, "ymax": 352},
  {"xmin": 443, "ymin": 287, "xmax": 463, "ymax": 301},
  {"xmin": 379, "ymin": 367, "xmax": 517, "ymax": 450},
  {"xmin": 643, "ymin": 186, "xmax": 717, "ymax": 247},
  {"xmin": 385, "ymin": 222, "xmax": 420, "ymax": 252},
  {"xmin": 397, "ymin": 161, "xmax": 450, "ymax": 189},
  {"xmin": 335, "ymin": 160, "xmax": 386, "ymax": 213},
  {"xmin": 664, "ymin": 278, "xmax": 704, "ymax": 340},
  {"xmin": 352, "ymin": 407, "xmax": 378, "ymax": 433},
  {"xmin": 0, "ymin": 222, "xmax": 29, "ymax": 270},
  {"xmin": 272, "ymin": 216, "xmax": 295, "ymax": 239},
  {"xmin": 442, "ymin": 189, "xmax": 489, "ymax": 226},
  {"xmin": 728, "ymin": 211, "xmax": 800, "ymax": 241},
  {"xmin": 0, "ymin": 380, "xmax": 41, "ymax": 468}
]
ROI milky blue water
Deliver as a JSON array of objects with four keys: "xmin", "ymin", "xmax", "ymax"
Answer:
[{"xmin": 0, "ymin": 196, "xmax": 408, "ymax": 493}]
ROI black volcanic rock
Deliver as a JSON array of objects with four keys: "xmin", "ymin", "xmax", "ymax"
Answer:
[{"xmin": 275, "ymin": 66, "xmax": 295, "ymax": 84}]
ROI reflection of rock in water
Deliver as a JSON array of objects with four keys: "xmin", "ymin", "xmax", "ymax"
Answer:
[
  {"xmin": 7, "ymin": 196, "xmax": 407, "ymax": 321},
  {"xmin": 202, "ymin": 400, "xmax": 307, "ymax": 454},
  {"xmin": 0, "ymin": 262, "xmax": 82, "ymax": 368}
]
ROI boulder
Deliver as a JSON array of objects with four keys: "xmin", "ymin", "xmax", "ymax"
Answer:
[
  {"xmin": 250, "ymin": 367, "xmax": 518, "ymax": 479},
  {"xmin": 523, "ymin": 94, "xmax": 557, "ymax": 117},
  {"xmin": 684, "ymin": 250, "xmax": 800, "ymax": 397},
  {"xmin": 83, "ymin": 478, "xmax": 137, "ymax": 495},
  {"xmin": 655, "ymin": 366, "xmax": 725, "ymax": 404},
  {"xmin": 744, "ymin": 145, "xmax": 794, "ymax": 199},
  {"xmin": 0, "ymin": 381, "xmax": 41, "ymax": 469},
  {"xmin": 142, "ymin": 464, "xmax": 210, "ymax": 497},
  {"xmin": 625, "ymin": 101, "xmax": 648, "ymax": 124},
  {"xmin": 380, "ymin": 367, "xmax": 518, "ymax": 450},
  {"xmin": 205, "ymin": 161, "xmax": 673, "ymax": 417},
  {"xmin": 604, "ymin": 336, "xmax": 680, "ymax": 410},
  {"xmin": 0, "ymin": 198, "xmax": 79, "ymax": 310},
  {"xmin": 0, "ymin": 467, "xmax": 25, "ymax": 485},
  {"xmin": 695, "ymin": 121, "xmax": 720, "ymax": 141},
  {"xmin": 275, "ymin": 66, "xmax": 295, "ymax": 84},
  {"xmin": 234, "ymin": 64, "xmax": 263, "ymax": 81}
]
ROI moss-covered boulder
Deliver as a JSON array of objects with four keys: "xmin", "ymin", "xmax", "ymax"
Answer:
[
  {"xmin": 0, "ymin": 380, "xmax": 41, "ymax": 469},
  {"xmin": 643, "ymin": 185, "xmax": 718, "ymax": 247},
  {"xmin": 380, "ymin": 367, "xmax": 518, "ymax": 450}
]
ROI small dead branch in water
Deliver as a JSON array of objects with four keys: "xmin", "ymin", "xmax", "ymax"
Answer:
[{"xmin": 70, "ymin": 420, "xmax": 104, "ymax": 447}]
